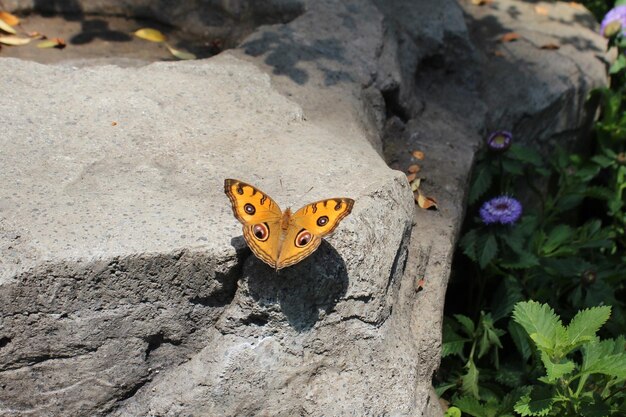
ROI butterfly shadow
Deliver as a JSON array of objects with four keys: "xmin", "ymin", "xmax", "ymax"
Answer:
[{"xmin": 237, "ymin": 239, "xmax": 349, "ymax": 332}]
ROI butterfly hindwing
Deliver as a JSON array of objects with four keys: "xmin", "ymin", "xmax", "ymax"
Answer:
[{"xmin": 276, "ymin": 198, "xmax": 354, "ymax": 269}]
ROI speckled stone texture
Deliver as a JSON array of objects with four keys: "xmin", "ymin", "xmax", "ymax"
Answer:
[{"xmin": 0, "ymin": 0, "xmax": 608, "ymax": 416}]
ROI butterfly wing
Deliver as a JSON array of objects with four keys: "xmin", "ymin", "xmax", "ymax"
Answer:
[
  {"xmin": 224, "ymin": 179, "xmax": 283, "ymax": 268},
  {"xmin": 276, "ymin": 198, "xmax": 354, "ymax": 269}
]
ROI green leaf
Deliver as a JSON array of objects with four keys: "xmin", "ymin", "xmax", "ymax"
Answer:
[
  {"xmin": 477, "ymin": 313, "xmax": 503, "ymax": 359},
  {"xmin": 462, "ymin": 359, "xmax": 480, "ymax": 399},
  {"xmin": 469, "ymin": 164, "xmax": 494, "ymax": 204},
  {"xmin": 508, "ymin": 144, "xmax": 543, "ymax": 166},
  {"xmin": 491, "ymin": 276, "xmax": 524, "ymax": 322},
  {"xmin": 539, "ymin": 351, "xmax": 575, "ymax": 382},
  {"xmin": 541, "ymin": 225, "xmax": 574, "ymax": 256},
  {"xmin": 590, "ymin": 154, "xmax": 615, "ymax": 168},
  {"xmin": 500, "ymin": 251, "xmax": 540, "ymax": 269},
  {"xmin": 509, "ymin": 321, "xmax": 533, "ymax": 361},
  {"xmin": 581, "ymin": 337, "xmax": 626, "ymax": 378},
  {"xmin": 455, "ymin": 314, "xmax": 476, "ymax": 336},
  {"xmin": 514, "ymin": 386, "xmax": 554, "ymax": 416},
  {"xmin": 512, "ymin": 301, "xmax": 565, "ymax": 354},
  {"xmin": 501, "ymin": 158, "xmax": 524, "ymax": 176},
  {"xmin": 580, "ymin": 393, "xmax": 610, "ymax": 417},
  {"xmin": 609, "ymin": 54, "xmax": 626, "ymax": 74},
  {"xmin": 460, "ymin": 229, "xmax": 479, "ymax": 262},
  {"xmin": 444, "ymin": 406, "xmax": 463, "ymax": 417},
  {"xmin": 479, "ymin": 233, "xmax": 498, "ymax": 269},
  {"xmin": 442, "ymin": 325, "xmax": 468, "ymax": 358},
  {"xmin": 435, "ymin": 381, "xmax": 457, "ymax": 397},
  {"xmin": 454, "ymin": 395, "xmax": 487, "ymax": 417},
  {"xmin": 566, "ymin": 306, "xmax": 611, "ymax": 348},
  {"xmin": 494, "ymin": 362, "xmax": 526, "ymax": 387}
]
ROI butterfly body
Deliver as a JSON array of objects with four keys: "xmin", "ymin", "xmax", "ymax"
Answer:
[{"xmin": 224, "ymin": 179, "xmax": 354, "ymax": 270}]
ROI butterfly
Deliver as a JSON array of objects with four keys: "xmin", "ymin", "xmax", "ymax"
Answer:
[{"xmin": 224, "ymin": 179, "xmax": 354, "ymax": 270}]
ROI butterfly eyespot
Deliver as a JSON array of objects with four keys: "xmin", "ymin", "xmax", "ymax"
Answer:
[
  {"xmin": 252, "ymin": 223, "xmax": 269, "ymax": 241},
  {"xmin": 317, "ymin": 215, "xmax": 329, "ymax": 227},
  {"xmin": 295, "ymin": 230, "xmax": 312, "ymax": 248},
  {"xmin": 244, "ymin": 203, "xmax": 256, "ymax": 215}
]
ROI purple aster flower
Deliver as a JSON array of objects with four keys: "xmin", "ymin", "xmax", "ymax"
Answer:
[
  {"xmin": 486, "ymin": 130, "xmax": 512, "ymax": 152},
  {"xmin": 479, "ymin": 196, "xmax": 522, "ymax": 225},
  {"xmin": 600, "ymin": 6, "xmax": 626, "ymax": 37}
]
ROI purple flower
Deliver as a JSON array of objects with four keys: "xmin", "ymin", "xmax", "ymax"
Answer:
[
  {"xmin": 479, "ymin": 196, "xmax": 522, "ymax": 225},
  {"xmin": 486, "ymin": 130, "xmax": 512, "ymax": 152},
  {"xmin": 600, "ymin": 6, "xmax": 626, "ymax": 37}
]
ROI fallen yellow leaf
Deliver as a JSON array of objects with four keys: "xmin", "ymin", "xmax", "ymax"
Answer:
[
  {"xmin": 411, "ymin": 150, "xmax": 425, "ymax": 160},
  {"xmin": 0, "ymin": 11, "xmax": 19, "ymax": 26},
  {"xmin": 0, "ymin": 17, "xmax": 16, "ymax": 34},
  {"xmin": 165, "ymin": 43, "xmax": 196, "ymax": 60},
  {"xmin": 406, "ymin": 172, "xmax": 417, "ymax": 183},
  {"xmin": 410, "ymin": 177, "xmax": 421, "ymax": 192},
  {"xmin": 134, "ymin": 28, "xmax": 166, "ymax": 42},
  {"xmin": 415, "ymin": 189, "xmax": 439, "ymax": 210},
  {"xmin": 37, "ymin": 37, "xmax": 66, "ymax": 49},
  {"xmin": 0, "ymin": 35, "xmax": 30, "ymax": 45},
  {"xmin": 534, "ymin": 5, "xmax": 549, "ymax": 15}
]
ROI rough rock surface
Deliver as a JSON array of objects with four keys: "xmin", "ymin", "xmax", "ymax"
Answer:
[{"xmin": 0, "ymin": 0, "xmax": 608, "ymax": 416}]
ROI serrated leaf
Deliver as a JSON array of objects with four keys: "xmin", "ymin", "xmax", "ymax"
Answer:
[
  {"xmin": 455, "ymin": 314, "xmax": 476, "ymax": 336},
  {"xmin": 435, "ymin": 381, "xmax": 457, "ymax": 397},
  {"xmin": 454, "ymin": 395, "xmax": 487, "ymax": 417},
  {"xmin": 514, "ymin": 386, "xmax": 554, "ymax": 416},
  {"xmin": 469, "ymin": 164, "xmax": 493, "ymax": 204},
  {"xmin": 479, "ymin": 233, "xmax": 498, "ymax": 268},
  {"xmin": 509, "ymin": 144, "xmax": 543, "ymax": 166},
  {"xmin": 0, "ymin": 35, "xmax": 30, "ymax": 45},
  {"xmin": 581, "ymin": 337, "xmax": 626, "ymax": 378},
  {"xmin": 509, "ymin": 320, "xmax": 533, "ymax": 361},
  {"xmin": 166, "ymin": 43, "xmax": 196, "ymax": 60},
  {"xmin": 442, "ymin": 325, "xmax": 468, "ymax": 358},
  {"xmin": 462, "ymin": 359, "xmax": 480, "ymax": 399},
  {"xmin": 566, "ymin": 306, "xmax": 611, "ymax": 348},
  {"xmin": 0, "ymin": 17, "xmax": 16, "ymax": 34},
  {"xmin": 541, "ymin": 225, "xmax": 573, "ymax": 255},
  {"xmin": 512, "ymin": 301, "xmax": 564, "ymax": 354},
  {"xmin": 580, "ymin": 395, "xmax": 611, "ymax": 417},
  {"xmin": 500, "ymin": 251, "xmax": 540, "ymax": 269},
  {"xmin": 494, "ymin": 362, "xmax": 526, "ymax": 387},
  {"xmin": 460, "ymin": 229, "xmax": 479, "ymax": 262},
  {"xmin": 539, "ymin": 351, "xmax": 575, "ymax": 382},
  {"xmin": 134, "ymin": 28, "xmax": 166, "ymax": 42}
]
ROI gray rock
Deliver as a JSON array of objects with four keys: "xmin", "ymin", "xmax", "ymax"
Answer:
[{"xmin": 0, "ymin": 0, "xmax": 609, "ymax": 416}]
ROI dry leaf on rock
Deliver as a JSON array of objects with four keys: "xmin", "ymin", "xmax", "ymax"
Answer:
[
  {"xmin": 0, "ymin": 35, "xmax": 30, "ymax": 45},
  {"xmin": 568, "ymin": 2, "xmax": 586, "ymax": 11},
  {"xmin": 534, "ymin": 5, "xmax": 549, "ymax": 15},
  {"xmin": 407, "ymin": 164, "xmax": 421, "ymax": 174},
  {"xmin": 493, "ymin": 50, "xmax": 505, "ymax": 57},
  {"xmin": 37, "ymin": 38, "xmax": 66, "ymax": 49},
  {"xmin": 416, "ymin": 278, "xmax": 425, "ymax": 291},
  {"xmin": 540, "ymin": 43, "xmax": 559, "ymax": 50},
  {"xmin": 0, "ymin": 11, "xmax": 20, "ymax": 26},
  {"xmin": 406, "ymin": 173, "xmax": 417, "ymax": 183},
  {"xmin": 500, "ymin": 32, "xmax": 521, "ymax": 43},
  {"xmin": 415, "ymin": 189, "xmax": 439, "ymax": 210},
  {"xmin": 166, "ymin": 43, "xmax": 196, "ymax": 60},
  {"xmin": 410, "ymin": 177, "xmax": 421, "ymax": 192},
  {"xmin": 411, "ymin": 150, "xmax": 425, "ymax": 160},
  {"xmin": 470, "ymin": 0, "xmax": 493, "ymax": 5},
  {"xmin": 134, "ymin": 28, "xmax": 166, "ymax": 42},
  {"xmin": 0, "ymin": 18, "xmax": 16, "ymax": 34}
]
